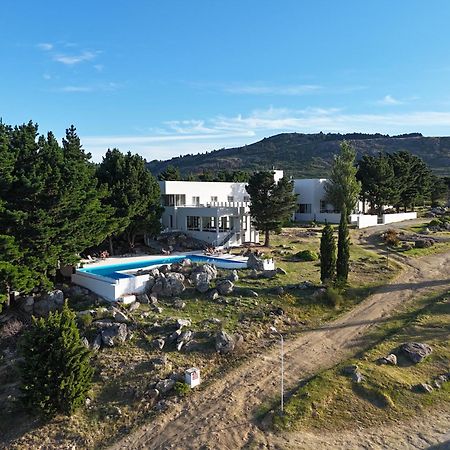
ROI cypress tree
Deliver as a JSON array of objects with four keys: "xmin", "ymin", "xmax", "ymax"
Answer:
[
  {"xmin": 336, "ymin": 205, "xmax": 350, "ymax": 284},
  {"xmin": 18, "ymin": 302, "xmax": 93, "ymax": 416},
  {"xmin": 320, "ymin": 223, "xmax": 336, "ymax": 284}
]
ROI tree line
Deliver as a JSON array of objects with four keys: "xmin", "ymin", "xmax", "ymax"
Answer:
[{"xmin": 0, "ymin": 121, "xmax": 162, "ymax": 310}]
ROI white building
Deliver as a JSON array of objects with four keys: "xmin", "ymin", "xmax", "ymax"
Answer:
[{"xmin": 159, "ymin": 180, "xmax": 259, "ymax": 247}]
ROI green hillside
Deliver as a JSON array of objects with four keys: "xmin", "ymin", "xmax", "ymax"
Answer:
[{"xmin": 147, "ymin": 132, "xmax": 450, "ymax": 178}]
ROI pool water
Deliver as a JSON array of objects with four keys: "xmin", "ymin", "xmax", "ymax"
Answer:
[{"xmin": 79, "ymin": 254, "xmax": 246, "ymax": 281}]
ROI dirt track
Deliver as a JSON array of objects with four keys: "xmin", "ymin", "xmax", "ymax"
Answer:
[{"xmin": 110, "ymin": 247, "xmax": 450, "ymax": 450}]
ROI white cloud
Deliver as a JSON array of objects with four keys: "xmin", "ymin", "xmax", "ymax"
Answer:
[
  {"xmin": 377, "ymin": 94, "xmax": 403, "ymax": 105},
  {"xmin": 54, "ymin": 82, "xmax": 119, "ymax": 93},
  {"xmin": 223, "ymin": 83, "xmax": 322, "ymax": 95},
  {"xmin": 37, "ymin": 42, "xmax": 53, "ymax": 51},
  {"xmin": 81, "ymin": 107, "xmax": 450, "ymax": 162},
  {"xmin": 53, "ymin": 50, "xmax": 97, "ymax": 65}
]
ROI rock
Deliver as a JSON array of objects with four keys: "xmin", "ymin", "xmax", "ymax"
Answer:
[
  {"xmin": 414, "ymin": 383, "xmax": 434, "ymax": 393},
  {"xmin": 152, "ymin": 305, "xmax": 163, "ymax": 314},
  {"xmin": 92, "ymin": 333, "xmax": 102, "ymax": 351},
  {"xmin": 33, "ymin": 298, "xmax": 53, "ymax": 317},
  {"xmin": 176, "ymin": 330, "xmax": 193, "ymax": 351},
  {"xmin": 276, "ymin": 267, "xmax": 287, "ymax": 275},
  {"xmin": 216, "ymin": 279, "xmax": 234, "ymax": 295},
  {"xmin": 206, "ymin": 317, "xmax": 221, "ymax": 325},
  {"xmin": 149, "ymin": 294, "xmax": 158, "ymax": 305},
  {"xmin": 129, "ymin": 301, "xmax": 140, "ymax": 312},
  {"xmin": 82, "ymin": 337, "xmax": 90, "ymax": 348},
  {"xmin": 153, "ymin": 338, "xmax": 165, "ymax": 350},
  {"xmin": 152, "ymin": 273, "xmax": 185, "ymax": 297},
  {"xmin": 150, "ymin": 355, "xmax": 171, "ymax": 370},
  {"xmin": 249, "ymin": 269, "xmax": 259, "ymax": 279},
  {"xmin": 196, "ymin": 280, "xmax": 211, "ymax": 293},
  {"xmin": 247, "ymin": 253, "xmax": 265, "ymax": 271},
  {"xmin": 215, "ymin": 331, "xmax": 235, "ymax": 354},
  {"xmin": 190, "ymin": 264, "xmax": 217, "ymax": 288},
  {"xmin": 167, "ymin": 329, "xmax": 182, "ymax": 345},
  {"xmin": 352, "ymin": 371, "xmax": 364, "ymax": 383},
  {"xmin": 227, "ymin": 270, "xmax": 239, "ymax": 282},
  {"xmin": 208, "ymin": 289, "xmax": 219, "ymax": 301},
  {"xmin": 399, "ymin": 342, "xmax": 433, "ymax": 363},
  {"xmin": 145, "ymin": 388, "xmax": 160, "ymax": 401},
  {"xmin": 415, "ymin": 239, "xmax": 434, "ymax": 249},
  {"xmin": 137, "ymin": 293, "xmax": 150, "ymax": 304},
  {"xmin": 17, "ymin": 296, "xmax": 34, "ymax": 314},
  {"xmin": 378, "ymin": 354, "xmax": 397, "ymax": 365},
  {"xmin": 262, "ymin": 270, "xmax": 277, "ymax": 279},
  {"xmin": 92, "ymin": 319, "xmax": 114, "ymax": 328},
  {"xmin": 156, "ymin": 379, "xmax": 175, "ymax": 394},
  {"xmin": 159, "ymin": 264, "xmax": 171, "ymax": 274},
  {"xmin": 240, "ymin": 288, "xmax": 258, "ymax": 298},
  {"xmin": 173, "ymin": 298, "xmax": 186, "ymax": 310},
  {"xmin": 176, "ymin": 318, "xmax": 191, "ymax": 329},
  {"xmin": 274, "ymin": 286, "xmax": 284, "ymax": 296},
  {"xmin": 111, "ymin": 308, "xmax": 130, "ymax": 323},
  {"xmin": 45, "ymin": 290, "xmax": 65, "ymax": 306},
  {"xmin": 101, "ymin": 323, "xmax": 128, "ymax": 346},
  {"xmin": 342, "ymin": 365, "xmax": 358, "ymax": 375}
]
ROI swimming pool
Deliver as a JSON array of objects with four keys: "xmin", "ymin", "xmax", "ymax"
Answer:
[{"xmin": 78, "ymin": 254, "xmax": 247, "ymax": 281}]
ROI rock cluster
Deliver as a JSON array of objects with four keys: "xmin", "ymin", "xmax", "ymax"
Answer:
[{"xmin": 398, "ymin": 342, "xmax": 433, "ymax": 364}]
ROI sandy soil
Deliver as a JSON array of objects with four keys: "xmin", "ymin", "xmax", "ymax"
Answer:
[{"xmin": 110, "ymin": 239, "xmax": 450, "ymax": 450}]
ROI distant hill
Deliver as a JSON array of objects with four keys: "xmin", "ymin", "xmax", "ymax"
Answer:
[{"xmin": 147, "ymin": 132, "xmax": 450, "ymax": 178}]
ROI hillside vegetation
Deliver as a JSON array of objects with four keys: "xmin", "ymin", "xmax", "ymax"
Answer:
[{"xmin": 147, "ymin": 132, "xmax": 450, "ymax": 178}]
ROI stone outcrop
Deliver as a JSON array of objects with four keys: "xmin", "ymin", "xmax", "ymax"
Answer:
[{"xmin": 398, "ymin": 342, "xmax": 433, "ymax": 363}]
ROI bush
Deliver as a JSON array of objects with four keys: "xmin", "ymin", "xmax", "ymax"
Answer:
[
  {"xmin": 174, "ymin": 381, "xmax": 190, "ymax": 397},
  {"xmin": 295, "ymin": 249, "xmax": 319, "ymax": 261},
  {"xmin": 18, "ymin": 302, "xmax": 93, "ymax": 416},
  {"xmin": 383, "ymin": 229, "xmax": 400, "ymax": 246},
  {"xmin": 429, "ymin": 219, "xmax": 442, "ymax": 228},
  {"xmin": 320, "ymin": 286, "xmax": 343, "ymax": 308}
]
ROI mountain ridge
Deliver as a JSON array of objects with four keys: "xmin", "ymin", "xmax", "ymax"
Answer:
[{"xmin": 147, "ymin": 132, "xmax": 450, "ymax": 178}]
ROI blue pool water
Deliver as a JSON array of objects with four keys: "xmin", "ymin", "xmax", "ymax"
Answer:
[{"xmin": 78, "ymin": 254, "xmax": 246, "ymax": 281}]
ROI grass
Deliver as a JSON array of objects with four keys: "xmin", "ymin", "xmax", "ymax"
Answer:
[
  {"xmin": 0, "ymin": 225, "xmax": 402, "ymax": 449},
  {"xmin": 272, "ymin": 290, "xmax": 450, "ymax": 432}
]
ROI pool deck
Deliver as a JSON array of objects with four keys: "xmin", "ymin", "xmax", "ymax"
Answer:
[{"xmin": 79, "ymin": 251, "xmax": 247, "ymax": 269}]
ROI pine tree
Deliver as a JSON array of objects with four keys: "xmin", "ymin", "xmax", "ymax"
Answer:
[
  {"xmin": 320, "ymin": 223, "xmax": 336, "ymax": 284},
  {"xmin": 245, "ymin": 171, "xmax": 297, "ymax": 247},
  {"xmin": 158, "ymin": 164, "xmax": 181, "ymax": 181},
  {"xmin": 18, "ymin": 302, "xmax": 93, "ymax": 416},
  {"xmin": 336, "ymin": 205, "xmax": 350, "ymax": 284},
  {"xmin": 324, "ymin": 141, "xmax": 361, "ymax": 218}
]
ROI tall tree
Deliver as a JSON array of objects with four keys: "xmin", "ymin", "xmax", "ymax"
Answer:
[
  {"xmin": 19, "ymin": 303, "xmax": 93, "ymax": 416},
  {"xmin": 96, "ymin": 149, "xmax": 162, "ymax": 253},
  {"xmin": 430, "ymin": 175, "xmax": 448, "ymax": 207},
  {"xmin": 336, "ymin": 205, "xmax": 350, "ymax": 284},
  {"xmin": 245, "ymin": 171, "xmax": 297, "ymax": 247},
  {"xmin": 325, "ymin": 141, "xmax": 361, "ymax": 217},
  {"xmin": 158, "ymin": 165, "xmax": 181, "ymax": 181},
  {"xmin": 320, "ymin": 223, "xmax": 336, "ymax": 284},
  {"xmin": 357, "ymin": 153, "xmax": 397, "ymax": 215}
]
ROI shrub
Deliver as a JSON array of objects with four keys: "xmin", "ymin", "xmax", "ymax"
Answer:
[
  {"xmin": 174, "ymin": 381, "xmax": 190, "ymax": 397},
  {"xmin": 320, "ymin": 286, "xmax": 343, "ymax": 308},
  {"xmin": 295, "ymin": 249, "xmax": 319, "ymax": 261},
  {"xmin": 383, "ymin": 229, "xmax": 400, "ymax": 246},
  {"xmin": 429, "ymin": 219, "xmax": 442, "ymax": 228},
  {"xmin": 18, "ymin": 302, "xmax": 93, "ymax": 416}
]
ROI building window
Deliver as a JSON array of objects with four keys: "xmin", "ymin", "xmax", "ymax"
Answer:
[
  {"xmin": 162, "ymin": 194, "xmax": 185, "ymax": 206},
  {"xmin": 298, "ymin": 203, "xmax": 312, "ymax": 214},
  {"xmin": 169, "ymin": 215, "xmax": 173, "ymax": 228},
  {"xmin": 192, "ymin": 196, "xmax": 200, "ymax": 206},
  {"xmin": 242, "ymin": 215, "xmax": 248, "ymax": 231},
  {"xmin": 320, "ymin": 200, "xmax": 339, "ymax": 213},
  {"xmin": 187, "ymin": 216, "xmax": 200, "ymax": 231},
  {"xmin": 227, "ymin": 196, "xmax": 234, "ymax": 203},
  {"xmin": 219, "ymin": 216, "xmax": 230, "ymax": 232},
  {"xmin": 211, "ymin": 196, "xmax": 218, "ymax": 202},
  {"xmin": 202, "ymin": 216, "xmax": 217, "ymax": 232}
]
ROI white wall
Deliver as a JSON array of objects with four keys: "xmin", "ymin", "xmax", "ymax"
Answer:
[
  {"xmin": 357, "ymin": 215, "xmax": 379, "ymax": 228},
  {"xmin": 382, "ymin": 212, "xmax": 417, "ymax": 224}
]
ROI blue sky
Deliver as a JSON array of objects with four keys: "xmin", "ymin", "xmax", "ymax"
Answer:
[{"xmin": 1, "ymin": 0, "xmax": 450, "ymax": 162}]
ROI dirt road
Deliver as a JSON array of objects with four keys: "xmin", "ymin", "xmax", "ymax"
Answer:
[{"xmin": 110, "ymin": 249, "xmax": 450, "ymax": 450}]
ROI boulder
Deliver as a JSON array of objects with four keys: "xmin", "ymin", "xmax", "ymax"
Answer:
[
  {"xmin": 91, "ymin": 333, "xmax": 102, "ymax": 351},
  {"xmin": 167, "ymin": 329, "xmax": 182, "ymax": 345},
  {"xmin": 415, "ymin": 239, "xmax": 434, "ymax": 249},
  {"xmin": 137, "ymin": 293, "xmax": 150, "ymax": 304},
  {"xmin": 276, "ymin": 267, "xmax": 287, "ymax": 275},
  {"xmin": 17, "ymin": 296, "xmax": 34, "ymax": 314},
  {"xmin": 33, "ymin": 289, "xmax": 65, "ymax": 317},
  {"xmin": 45, "ymin": 290, "xmax": 65, "ymax": 307},
  {"xmin": 190, "ymin": 264, "xmax": 217, "ymax": 287},
  {"xmin": 249, "ymin": 269, "xmax": 259, "ymax": 279},
  {"xmin": 196, "ymin": 280, "xmax": 211, "ymax": 293},
  {"xmin": 262, "ymin": 270, "xmax": 277, "ymax": 279},
  {"xmin": 399, "ymin": 342, "xmax": 433, "ymax": 363},
  {"xmin": 208, "ymin": 289, "xmax": 219, "ymax": 301},
  {"xmin": 216, "ymin": 279, "xmax": 234, "ymax": 295},
  {"xmin": 227, "ymin": 270, "xmax": 239, "ymax": 282},
  {"xmin": 129, "ymin": 302, "xmax": 140, "ymax": 312},
  {"xmin": 176, "ymin": 318, "xmax": 191, "ymax": 329},
  {"xmin": 159, "ymin": 264, "xmax": 171, "ymax": 274},
  {"xmin": 155, "ymin": 379, "xmax": 175, "ymax": 394},
  {"xmin": 215, "ymin": 331, "xmax": 235, "ymax": 354},
  {"xmin": 414, "ymin": 383, "xmax": 433, "ymax": 393},
  {"xmin": 111, "ymin": 308, "xmax": 130, "ymax": 323},
  {"xmin": 152, "ymin": 273, "xmax": 185, "ymax": 297},
  {"xmin": 101, "ymin": 323, "xmax": 128, "ymax": 346},
  {"xmin": 153, "ymin": 337, "xmax": 165, "ymax": 350},
  {"xmin": 176, "ymin": 330, "xmax": 193, "ymax": 351},
  {"xmin": 352, "ymin": 371, "xmax": 364, "ymax": 383},
  {"xmin": 173, "ymin": 298, "xmax": 186, "ymax": 310},
  {"xmin": 247, "ymin": 253, "xmax": 265, "ymax": 271},
  {"xmin": 378, "ymin": 353, "xmax": 397, "ymax": 365},
  {"xmin": 342, "ymin": 365, "xmax": 358, "ymax": 375}
]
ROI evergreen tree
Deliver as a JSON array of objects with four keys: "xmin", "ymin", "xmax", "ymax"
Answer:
[
  {"xmin": 336, "ymin": 205, "xmax": 350, "ymax": 284},
  {"xmin": 245, "ymin": 171, "xmax": 297, "ymax": 247},
  {"xmin": 320, "ymin": 223, "xmax": 336, "ymax": 284},
  {"xmin": 357, "ymin": 153, "xmax": 398, "ymax": 215},
  {"xmin": 158, "ymin": 165, "xmax": 181, "ymax": 181},
  {"xmin": 96, "ymin": 149, "xmax": 162, "ymax": 253},
  {"xmin": 325, "ymin": 141, "xmax": 361, "ymax": 218},
  {"xmin": 18, "ymin": 302, "xmax": 93, "ymax": 416}
]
